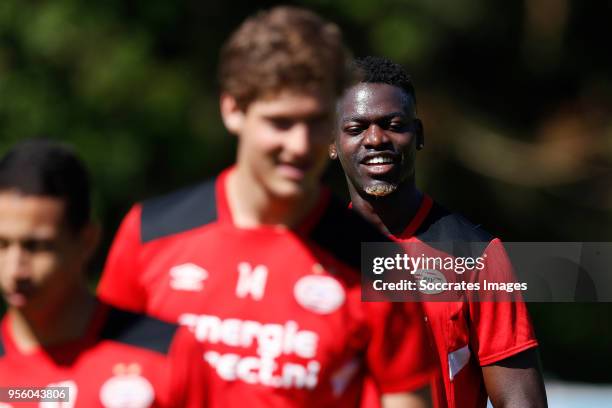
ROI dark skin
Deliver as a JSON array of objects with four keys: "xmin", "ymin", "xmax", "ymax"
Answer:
[
  {"xmin": 482, "ymin": 348, "xmax": 547, "ymax": 408},
  {"xmin": 331, "ymin": 83, "xmax": 424, "ymax": 236},
  {"xmin": 332, "ymin": 82, "xmax": 547, "ymax": 408}
]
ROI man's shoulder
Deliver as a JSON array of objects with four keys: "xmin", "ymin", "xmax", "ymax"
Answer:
[
  {"xmin": 416, "ymin": 200, "xmax": 494, "ymax": 243},
  {"xmin": 307, "ymin": 194, "xmax": 393, "ymax": 270},
  {"xmin": 99, "ymin": 305, "xmax": 180, "ymax": 356},
  {"xmin": 139, "ymin": 177, "xmax": 218, "ymax": 243},
  {"xmin": 412, "ymin": 200, "xmax": 495, "ymax": 258}
]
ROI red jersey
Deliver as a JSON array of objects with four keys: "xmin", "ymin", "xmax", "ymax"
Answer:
[
  {"xmin": 360, "ymin": 194, "xmax": 538, "ymax": 408},
  {"xmin": 98, "ymin": 168, "xmax": 435, "ymax": 407},
  {"xmin": 0, "ymin": 302, "xmax": 208, "ymax": 408}
]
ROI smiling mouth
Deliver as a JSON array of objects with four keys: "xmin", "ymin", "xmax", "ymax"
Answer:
[
  {"xmin": 362, "ymin": 156, "xmax": 394, "ymax": 165},
  {"xmin": 360, "ymin": 154, "xmax": 398, "ymax": 175}
]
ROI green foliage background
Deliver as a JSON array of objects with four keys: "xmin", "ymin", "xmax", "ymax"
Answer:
[{"xmin": 1, "ymin": 0, "xmax": 611, "ymax": 382}]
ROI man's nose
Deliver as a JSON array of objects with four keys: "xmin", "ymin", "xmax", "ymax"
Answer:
[
  {"xmin": 285, "ymin": 122, "xmax": 311, "ymax": 157},
  {"xmin": 364, "ymin": 124, "xmax": 388, "ymax": 147}
]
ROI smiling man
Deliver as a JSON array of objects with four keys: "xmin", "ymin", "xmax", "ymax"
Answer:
[
  {"xmin": 98, "ymin": 7, "xmax": 434, "ymax": 408},
  {"xmin": 0, "ymin": 139, "xmax": 209, "ymax": 408},
  {"xmin": 330, "ymin": 56, "xmax": 548, "ymax": 408}
]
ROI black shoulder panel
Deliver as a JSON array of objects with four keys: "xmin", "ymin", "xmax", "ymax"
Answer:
[
  {"xmin": 0, "ymin": 336, "xmax": 5, "ymax": 358},
  {"xmin": 416, "ymin": 201, "xmax": 493, "ymax": 242},
  {"xmin": 415, "ymin": 202, "xmax": 493, "ymax": 257},
  {"xmin": 100, "ymin": 307, "xmax": 178, "ymax": 355},
  {"xmin": 141, "ymin": 178, "xmax": 217, "ymax": 243},
  {"xmin": 308, "ymin": 195, "xmax": 393, "ymax": 270}
]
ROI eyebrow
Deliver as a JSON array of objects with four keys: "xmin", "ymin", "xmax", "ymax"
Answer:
[{"xmin": 341, "ymin": 112, "xmax": 408, "ymax": 123}]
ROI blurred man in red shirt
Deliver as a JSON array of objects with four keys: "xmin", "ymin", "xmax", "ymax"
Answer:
[
  {"xmin": 99, "ymin": 7, "xmax": 435, "ymax": 408},
  {"xmin": 0, "ymin": 139, "xmax": 209, "ymax": 407}
]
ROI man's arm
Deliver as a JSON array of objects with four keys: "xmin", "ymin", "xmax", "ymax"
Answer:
[
  {"xmin": 381, "ymin": 386, "xmax": 432, "ymax": 408},
  {"xmin": 469, "ymin": 240, "xmax": 547, "ymax": 407},
  {"xmin": 482, "ymin": 348, "xmax": 547, "ymax": 408}
]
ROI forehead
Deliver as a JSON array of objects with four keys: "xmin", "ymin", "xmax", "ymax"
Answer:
[
  {"xmin": 0, "ymin": 192, "xmax": 66, "ymax": 238},
  {"xmin": 248, "ymin": 89, "xmax": 334, "ymax": 117},
  {"xmin": 339, "ymin": 83, "xmax": 413, "ymax": 120}
]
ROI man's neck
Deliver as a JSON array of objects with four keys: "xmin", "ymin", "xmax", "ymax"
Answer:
[
  {"xmin": 226, "ymin": 166, "xmax": 320, "ymax": 229},
  {"xmin": 9, "ymin": 285, "xmax": 97, "ymax": 352},
  {"xmin": 350, "ymin": 182, "xmax": 422, "ymax": 237}
]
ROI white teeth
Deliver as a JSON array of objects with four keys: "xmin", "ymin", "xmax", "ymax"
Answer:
[{"xmin": 365, "ymin": 156, "xmax": 393, "ymax": 164}]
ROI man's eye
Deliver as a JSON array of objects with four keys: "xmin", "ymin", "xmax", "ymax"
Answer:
[
  {"xmin": 344, "ymin": 126, "xmax": 363, "ymax": 135},
  {"xmin": 388, "ymin": 121, "xmax": 407, "ymax": 132},
  {"xmin": 22, "ymin": 239, "xmax": 55, "ymax": 253},
  {"xmin": 0, "ymin": 238, "xmax": 8, "ymax": 249},
  {"xmin": 269, "ymin": 118, "xmax": 294, "ymax": 130}
]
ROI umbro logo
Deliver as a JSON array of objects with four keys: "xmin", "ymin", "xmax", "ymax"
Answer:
[{"xmin": 169, "ymin": 263, "xmax": 208, "ymax": 292}]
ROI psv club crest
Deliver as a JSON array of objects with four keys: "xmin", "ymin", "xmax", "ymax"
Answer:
[
  {"xmin": 294, "ymin": 266, "xmax": 346, "ymax": 314},
  {"xmin": 99, "ymin": 363, "xmax": 155, "ymax": 408}
]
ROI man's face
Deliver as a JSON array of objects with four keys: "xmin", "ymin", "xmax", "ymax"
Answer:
[
  {"xmin": 334, "ymin": 82, "xmax": 420, "ymax": 197},
  {"xmin": 229, "ymin": 90, "xmax": 335, "ymax": 199},
  {"xmin": 0, "ymin": 192, "xmax": 85, "ymax": 312}
]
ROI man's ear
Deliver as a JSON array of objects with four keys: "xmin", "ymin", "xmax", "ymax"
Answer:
[
  {"xmin": 329, "ymin": 143, "xmax": 338, "ymax": 160},
  {"xmin": 415, "ymin": 118, "xmax": 424, "ymax": 150},
  {"xmin": 220, "ymin": 93, "xmax": 245, "ymax": 135}
]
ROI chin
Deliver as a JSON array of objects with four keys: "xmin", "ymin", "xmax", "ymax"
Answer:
[
  {"xmin": 267, "ymin": 180, "xmax": 310, "ymax": 201},
  {"xmin": 363, "ymin": 182, "xmax": 398, "ymax": 197}
]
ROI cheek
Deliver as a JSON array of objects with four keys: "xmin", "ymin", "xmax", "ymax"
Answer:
[
  {"xmin": 243, "ymin": 127, "xmax": 283, "ymax": 156},
  {"xmin": 337, "ymin": 140, "xmax": 359, "ymax": 167},
  {"xmin": 401, "ymin": 144, "xmax": 417, "ymax": 169},
  {"xmin": 33, "ymin": 250, "xmax": 83, "ymax": 290},
  {"xmin": 244, "ymin": 115, "xmax": 277, "ymax": 144},
  {"xmin": 29, "ymin": 254, "xmax": 62, "ymax": 284},
  {"xmin": 399, "ymin": 134, "xmax": 417, "ymax": 152}
]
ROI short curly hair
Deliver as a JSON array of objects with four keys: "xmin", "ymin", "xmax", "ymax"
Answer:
[
  {"xmin": 219, "ymin": 6, "xmax": 351, "ymax": 110},
  {"xmin": 352, "ymin": 56, "xmax": 417, "ymax": 106}
]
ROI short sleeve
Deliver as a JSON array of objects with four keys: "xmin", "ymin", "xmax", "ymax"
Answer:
[
  {"xmin": 468, "ymin": 239, "xmax": 539, "ymax": 366},
  {"xmin": 365, "ymin": 301, "xmax": 436, "ymax": 394},
  {"xmin": 97, "ymin": 204, "xmax": 147, "ymax": 313}
]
